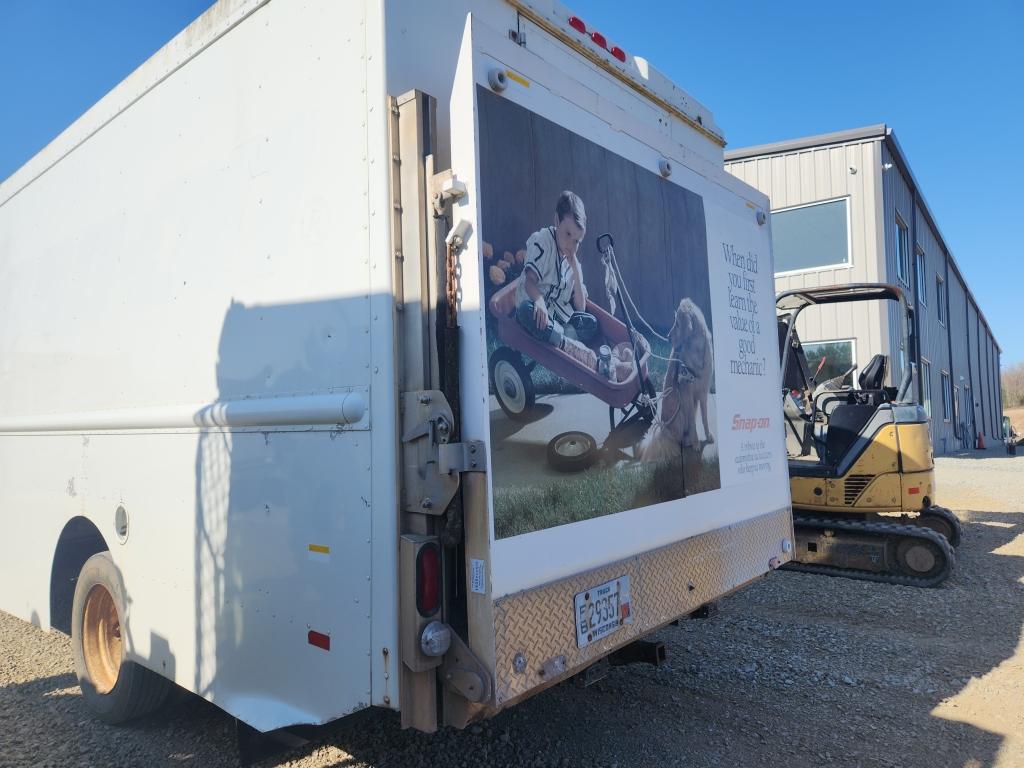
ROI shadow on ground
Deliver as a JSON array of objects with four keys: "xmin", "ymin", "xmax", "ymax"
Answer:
[{"xmin": 3, "ymin": 506, "xmax": 1021, "ymax": 768}]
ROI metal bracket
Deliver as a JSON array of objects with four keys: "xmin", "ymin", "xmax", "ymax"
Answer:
[
  {"xmin": 431, "ymin": 171, "xmax": 467, "ymax": 216},
  {"xmin": 439, "ymin": 440, "xmax": 485, "ymax": 474},
  {"xmin": 442, "ymin": 631, "xmax": 492, "ymax": 705},
  {"xmin": 401, "ymin": 391, "xmax": 485, "ymax": 515},
  {"xmin": 402, "ymin": 390, "xmax": 458, "ymax": 515}
]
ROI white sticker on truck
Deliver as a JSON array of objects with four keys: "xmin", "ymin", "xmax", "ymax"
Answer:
[{"xmin": 470, "ymin": 558, "xmax": 486, "ymax": 594}]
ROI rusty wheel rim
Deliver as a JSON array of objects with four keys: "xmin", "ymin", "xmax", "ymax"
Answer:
[{"xmin": 82, "ymin": 584, "xmax": 122, "ymax": 694}]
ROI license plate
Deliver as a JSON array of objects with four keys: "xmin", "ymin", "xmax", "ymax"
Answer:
[{"xmin": 574, "ymin": 575, "xmax": 632, "ymax": 648}]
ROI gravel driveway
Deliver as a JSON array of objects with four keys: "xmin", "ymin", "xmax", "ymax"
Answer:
[{"xmin": 3, "ymin": 452, "xmax": 1023, "ymax": 768}]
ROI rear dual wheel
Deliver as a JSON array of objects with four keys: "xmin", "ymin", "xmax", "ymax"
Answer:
[{"xmin": 72, "ymin": 553, "xmax": 173, "ymax": 723}]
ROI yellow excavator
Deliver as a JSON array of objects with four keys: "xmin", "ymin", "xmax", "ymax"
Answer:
[{"xmin": 777, "ymin": 283, "xmax": 960, "ymax": 587}]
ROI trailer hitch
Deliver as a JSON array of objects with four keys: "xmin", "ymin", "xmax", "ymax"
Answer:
[{"xmin": 608, "ymin": 639, "xmax": 667, "ymax": 668}]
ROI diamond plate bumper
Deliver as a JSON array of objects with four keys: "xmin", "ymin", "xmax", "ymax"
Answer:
[{"xmin": 489, "ymin": 506, "xmax": 792, "ymax": 707}]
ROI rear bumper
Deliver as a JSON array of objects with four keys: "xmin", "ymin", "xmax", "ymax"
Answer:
[{"xmin": 488, "ymin": 506, "xmax": 793, "ymax": 708}]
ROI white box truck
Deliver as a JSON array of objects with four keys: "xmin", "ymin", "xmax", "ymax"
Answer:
[{"xmin": 0, "ymin": 0, "xmax": 792, "ymax": 737}]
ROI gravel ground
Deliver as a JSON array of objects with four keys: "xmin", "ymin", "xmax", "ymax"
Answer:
[{"xmin": 3, "ymin": 453, "xmax": 1023, "ymax": 768}]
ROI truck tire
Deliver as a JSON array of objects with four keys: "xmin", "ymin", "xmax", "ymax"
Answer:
[{"xmin": 71, "ymin": 552, "xmax": 172, "ymax": 723}]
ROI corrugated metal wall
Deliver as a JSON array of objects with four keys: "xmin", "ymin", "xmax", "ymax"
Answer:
[
  {"xmin": 880, "ymin": 144, "xmax": 913, "ymax": 388},
  {"xmin": 946, "ymin": 271, "xmax": 972, "ymax": 448},
  {"xmin": 913, "ymin": 201, "xmax": 953, "ymax": 452},
  {"xmin": 881, "ymin": 143, "xmax": 1003, "ymax": 450},
  {"xmin": 726, "ymin": 140, "xmax": 887, "ymax": 375},
  {"xmin": 728, "ymin": 133, "xmax": 1004, "ymax": 454}
]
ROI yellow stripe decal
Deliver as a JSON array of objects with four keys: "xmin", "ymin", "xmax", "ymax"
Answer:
[
  {"xmin": 308, "ymin": 544, "xmax": 330, "ymax": 554},
  {"xmin": 506, "ymin": 70, "xmax": 530, "ymax": 88}
]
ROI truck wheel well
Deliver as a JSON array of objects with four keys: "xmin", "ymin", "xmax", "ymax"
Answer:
[{"xmin": 50, "ymin": 516, "xmax": 108, "ymax": 635}]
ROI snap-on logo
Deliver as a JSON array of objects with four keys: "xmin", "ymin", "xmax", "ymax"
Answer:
[{"xmin": 732, "ymin": 414, "xmax": 771, "ymax": 432}]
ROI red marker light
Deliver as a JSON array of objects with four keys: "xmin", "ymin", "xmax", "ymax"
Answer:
[
  {"xmin": 308, "ymin": 630, "xmax": 330, "ymax": 651},
  {"xmin": 611, "ymin": 46, "xmax": 627, "ymax": 62},
  {"xmin": 908, "ymin": 487, "xmax": 920, "ymax": 495},
  {"xmin": 568, "ymin": 15, "xmax": 587, "ymax": 34},
  {"xmin": 590, "ymin": 31, "xmax": 608, "ymax": 49},
  {"xmin": 416, "ymin": 543, "xmax": 441, "ymax": 616}
]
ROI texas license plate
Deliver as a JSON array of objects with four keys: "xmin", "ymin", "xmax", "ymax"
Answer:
[{"xmin": 574, "ymin": 575, "xmax": 633, "ymax": 648}]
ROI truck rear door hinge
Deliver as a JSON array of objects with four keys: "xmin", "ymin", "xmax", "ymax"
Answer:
[
  {"xmin": 401, "ymin": 391, "xmax": 485, "ymax": 515},
  {"xmin": 438, "ymin": 440, "xmax": 485, "ymax": 474}
]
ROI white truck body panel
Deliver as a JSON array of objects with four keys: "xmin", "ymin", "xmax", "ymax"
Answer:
[
  {"xmin": 0, "ymin": 0, "xmax": 790, "ymax": 732},
  {"xmin": 0, "ymin": 0, "xmax": 392, "ymax": 729}
]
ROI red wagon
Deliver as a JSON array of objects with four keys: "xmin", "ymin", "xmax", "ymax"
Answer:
[{"xmin": 487, "ymin": 247, "xmax": 658, "ymax": 467}]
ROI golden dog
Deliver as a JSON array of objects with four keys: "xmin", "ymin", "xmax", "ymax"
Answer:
[{"xmin": 638, "ymin": 298, "xmax": 714, "ymax": 461}]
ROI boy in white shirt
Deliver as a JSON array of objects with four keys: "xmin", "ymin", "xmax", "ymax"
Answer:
[{"xmin": 515, "ymin": 190, "xmax": 598, "ymax": 349}]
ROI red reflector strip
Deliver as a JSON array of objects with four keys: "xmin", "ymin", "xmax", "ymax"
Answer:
[
  {"xmin": 417, "ymin": 543, "xmax": 441, "ymax": 616},
  {"xmin": 568, "ymin": 15, "xmax": 586, "ymax": 34},
  {"xmin": 590, "ymin": 31, "xmax": 608, "ymax": 49},
  {"xmin": 308, "ymin": 630, "xmax": 330, "ymax": 651},
  {"xmin": 611, "ymin": 46, "xmax": 627, "ymax": 62},
  {"xmin": 908, "ymin": 487, "xmax": 920, "ymax": 494}
]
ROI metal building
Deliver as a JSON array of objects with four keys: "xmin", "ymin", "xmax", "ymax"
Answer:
[{"xmin": 725, "ymin": 125, "xmax": 1002, "ymax": 455}]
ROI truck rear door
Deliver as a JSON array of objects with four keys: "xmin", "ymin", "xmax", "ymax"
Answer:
[{"xmin": 439, "ymin": 9, "xmax": 791, "ymax": 724}]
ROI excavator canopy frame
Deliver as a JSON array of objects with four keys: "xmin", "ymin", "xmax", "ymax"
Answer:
[{"xmin": 776, "ymin": 282, "xmax": 916, "ymax": 404}]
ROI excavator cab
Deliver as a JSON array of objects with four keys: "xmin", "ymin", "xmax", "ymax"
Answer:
[{"xmin": 776, "ymin": 284, "xmax": 961, "ymax": 587}]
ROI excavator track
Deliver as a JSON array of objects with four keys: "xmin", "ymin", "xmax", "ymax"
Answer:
[
  {"xmin": 785, "ymin": 514, "xmax": 955, "ymax": 588},
  {"xmin": 914, "ymin": 505, "xmax": 963, "ymax": 548}
]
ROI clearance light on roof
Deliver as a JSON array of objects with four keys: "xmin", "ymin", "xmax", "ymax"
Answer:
[{"xmin": 564, "ymin": 14, "xmax": 627, "ymax": 63}]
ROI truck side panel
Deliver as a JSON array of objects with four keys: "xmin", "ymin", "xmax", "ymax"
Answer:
[{"xmin": 0, "ymin": 0, "xmax": 393, "ymax": 731}]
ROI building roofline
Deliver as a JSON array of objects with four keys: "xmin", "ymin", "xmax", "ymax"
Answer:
[
  {"xmin": 723, "ymin": 124, "xmax": 888, "ymax": 162},
  {"xmin": 725, "ymin": 125, "xmax": 1001, "ymax": 354}
]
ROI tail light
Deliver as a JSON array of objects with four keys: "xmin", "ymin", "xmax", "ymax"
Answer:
[{"xmin": 416, "ymin": 542, "xmax": 441, "ymax": 616}]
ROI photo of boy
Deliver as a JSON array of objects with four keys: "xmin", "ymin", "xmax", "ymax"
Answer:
[
  {"xmin": 478, "ymin": 86, "xmax": 720, "ymax": 540},
  {"xmin": 516, "ymin": 191, "xmax": 598, "ymax": 352}
]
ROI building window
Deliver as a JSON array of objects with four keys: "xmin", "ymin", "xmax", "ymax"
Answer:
[
  {"xmin": 771, "ymin": 198, "xmax": 850, "ymax": 274},
  {"xmin": 936, "ymin": 275, "xmax": 946, "ymax": 325},
  {"xmin": 915, "ymin": 246, "xmax": 927, "ymax": 306},
  {"xmin": 896, "ymin": 214, "xmax": 911, "ymax": 286},
  {"xmin": 921, "ymin": 359, "xmax": 932, "ymax": 418},
  {"xmin": 941, "ymin": 371, "xmax": 952, "ymax": 422},
  {"xmin": 801, "ymin": 339, "xmax": 855, "ymax": 384}
]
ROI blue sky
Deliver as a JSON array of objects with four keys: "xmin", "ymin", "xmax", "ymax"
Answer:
[{"xmin": 1, "ymin": 1, "xmax": 1021, "ymax": 365}]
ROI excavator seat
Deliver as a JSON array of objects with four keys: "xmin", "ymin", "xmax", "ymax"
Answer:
[
  {"xmin": 858, "ymin": 354, "xmax": 886, "ymax": 390},
  {"xmin": 823, "ymin": 403, "xmax": 876, "ymax": 466},
  {"xmin": 853, "ymin": 353, "xmax": 892, "ymax": 406}
]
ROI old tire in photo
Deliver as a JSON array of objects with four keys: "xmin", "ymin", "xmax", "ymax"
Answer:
[
  {"xmin": 72, "ymin": 552, "xmax": 172, "ymax": 723},
  {"xmin": 490, "ymin": 347, "xmax": 535, "ymax": 421},
  {"xmin": 547, "ymin": 431, "xmax": 598, "ymax": 472}
]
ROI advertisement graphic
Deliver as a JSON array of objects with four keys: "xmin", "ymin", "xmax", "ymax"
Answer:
[{"xmin": 478, "ymin": 87, "xmax": 721, "ymax": 539}]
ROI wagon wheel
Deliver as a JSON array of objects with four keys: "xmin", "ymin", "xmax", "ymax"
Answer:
[
  {"xmin": 490, "ymin": 348, "xmax": 535, "ymax": 421},
  {"xmin": 547, "ymin": 431, "xmax": 598, "ymax": 472}
]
